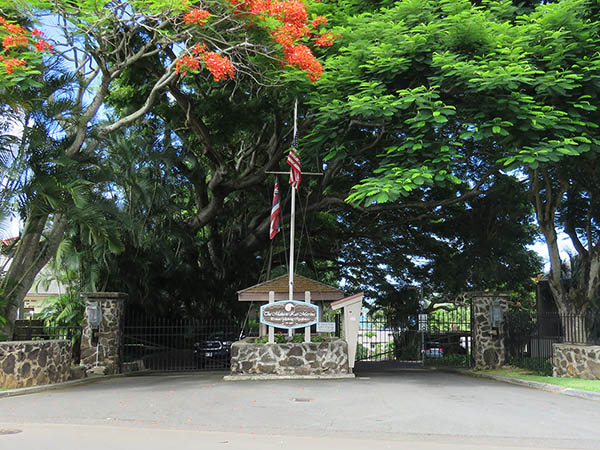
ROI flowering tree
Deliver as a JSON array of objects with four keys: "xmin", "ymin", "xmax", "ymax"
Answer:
[
  {"xmin": 0, "ymin": 0, "xmax": 338, "ymax": 331},
  {"xmin": 0, "ymin": 16, "xmax": 53, "ymax": 89}
]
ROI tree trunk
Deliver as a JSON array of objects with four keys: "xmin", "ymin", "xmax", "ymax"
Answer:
[
  {"xmin": 1, "ymin": 213, "xmax": 67, "ymax": 338},
  {"xmin": 541, "ymin": 228, "xmax": 599, "ymax": 344}
]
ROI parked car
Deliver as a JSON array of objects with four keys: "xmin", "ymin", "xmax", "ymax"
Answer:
[
  {"xmin": 424, "ymin": 341, "xmax": 444, "ymax": 358},
  {"xmin": 193, "ymin": 331, "xmax": 241, "ymax": 367},
  {"xmin": 424, "ymin": 338, "xmax": 468, "ymax": 359}
]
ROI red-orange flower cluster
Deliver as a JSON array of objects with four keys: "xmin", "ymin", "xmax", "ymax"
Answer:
[
  {"xmin": 4, "ymin": 57, "xmax": 26, "ymax": 73},
  {"xmin": 176, "ymin": 44, "xmax": 235, "ymax": 81},
  {"xmin": 284, "ymin": 43, "xmax": 322, "ymax": 81},
  {"xmin": 224, "ymin": 1, "xmax": 334, "ymax": 81},
  {"xmin": 34, "ymin": 39, "xmax": 53, "ymax": 52},
  {"xmin": 202, "ymin": 51, "xmax": 235, "ymax": 81},
  {"xmin": 183, "ymin": 9, "xmax": 212, "ymax": 25},
  {"xmin": 309, "ymin": 16, "xmax": 327, "ymax": 28},
  {"xmin": 178, "ymin": 1, "xmax": 338, "ymax": 83},
  {"xmin": 175, "ymin": 55, "xmax": 201, "ymax": 76},
  {"xmin": 314, "ymin": 32, "xmax": 340, "ymax": 47},
  {"xmin": 3, "ymin": 33, "xmax": 28, "ymax": 49},
  {"xmin": 0, "ymin": 16, "xmax": 53, "ymax": 77}
]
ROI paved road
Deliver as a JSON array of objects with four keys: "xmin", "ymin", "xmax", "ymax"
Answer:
[{"xmin": 1, "ymin": 368, "xmax": 599, "ymax": 449}]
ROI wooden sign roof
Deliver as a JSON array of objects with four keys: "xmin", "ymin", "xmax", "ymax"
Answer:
[{"xmin": 237, "ymin": 273, "xmax": 344, "ymax": 302}]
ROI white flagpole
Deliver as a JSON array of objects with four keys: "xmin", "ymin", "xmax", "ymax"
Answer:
[
  {"xmin": 289, "ymin": 185, "xmax": 296, "ymax": 302},
  {"xmin": 288, "ymin": 99, "xmax": 298, "ymax": 337}
]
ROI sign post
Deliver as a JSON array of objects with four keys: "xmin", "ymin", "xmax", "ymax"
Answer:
[
  {"xmin": 268, "ymin": 291, "xmax": 275, "ymax": 344},
  {"xmin": 419, "ymin": 314, "xmax": 428, "ymax": 364}
]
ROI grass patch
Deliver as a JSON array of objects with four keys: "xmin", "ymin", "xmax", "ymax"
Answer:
[{"xmin": 479, "ymin": 367, "xmax": 600, "ymax": 393}]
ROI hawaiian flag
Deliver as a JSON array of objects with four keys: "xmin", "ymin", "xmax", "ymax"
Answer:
[
  {"xmin": 287, "ymin": 146, "xmax": 301, "ymax": 189},
  {"xmin": 270, "ymin": 180, "xmax": 281, "ymax": 240}
]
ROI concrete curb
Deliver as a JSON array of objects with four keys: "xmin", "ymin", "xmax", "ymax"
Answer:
[
  {"xmin": 448, "ymin": 368, "xmax": 600, "ymax": 402},
  {"xmin": 224, "ymin": 373, "xmax": 355, "ymax": 381},
  {"xmin": 0, "ymin": 370, "xmax": 153, "ymax": 399},
  {"xmin": 0, "ymin": 376, "xmax": 108, "ymax": 399}
]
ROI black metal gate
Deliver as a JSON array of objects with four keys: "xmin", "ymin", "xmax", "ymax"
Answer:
[
  {"xmin": 356, "ymin": 315, "xmax": 422, "ymax": 365},
  {"xmin": 423, "ymin": 306, "xmax": 472, "ymax": 367},
  {"xmin": 355, "ymin": 304, "xmax": 472, "ymax": 368},
  {"xmin": 122, "ymin": 316, "xmax": 242, "ymax": 372}
]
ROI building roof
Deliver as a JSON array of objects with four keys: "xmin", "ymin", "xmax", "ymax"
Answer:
[
  {"xmin": 331, "ymin": 292, "xmax": 364, "ymax": 310},
  {"xmin": 237, "ymin": 273, "xmax": 344, "ymax": 302},
  {"xmin": 1, "ymin": 236, "xmax": 19, "ymax": 246}
]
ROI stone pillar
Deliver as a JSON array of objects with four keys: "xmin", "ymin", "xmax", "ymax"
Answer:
[
  {"xmin": 471, "ymin": 292, "xmax": 511, "ymax": 369},
  {"xmin": 80, "ymin": 292, "xmax": 127, "ymax": 375}
]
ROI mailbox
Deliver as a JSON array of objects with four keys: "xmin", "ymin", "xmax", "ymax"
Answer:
[
  {"xmin": 87, "ymin": 301, "xmax": 102, "ymax": 329},
  {"xmin": 87, "ymin": 301, "xmax": 102, "ymax": 345},
  {"xmin": 490, "ymin": 300, "xmax": 504, "ymax": 328}
]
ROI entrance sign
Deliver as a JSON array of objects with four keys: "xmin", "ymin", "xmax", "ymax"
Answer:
[
  {"xmin": 317, "ymin": 322, "xmax": 336, "ymax": 333},
  {"xmin": 260, "ymin": 300, "xmax": 319, "ymax": 330},
  {"xmin": 418, "ymin": 314, "xmax": 428, "ymax": 331}
]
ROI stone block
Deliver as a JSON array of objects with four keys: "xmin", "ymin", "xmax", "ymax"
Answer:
[
  {"xmin": 589, "ymin": 360, "xmax": 600, "ymax": 379},
  {"xmin": 20, "ymin": 362, "xmax": 31, "ymax": 378},
  {"xmin": 257, "ymin": 364, "xmax": 276, "ymax": 374},
  {"xmin": 229, "ymin": 338, "xmax": 349, "ymax": 376},
  {"xmin": 88, "ymin": 365, "xmax": 108, "ymax": 375},
  {"xmin": 288, "ymin": 346, "xmax": 303, "ymax": 357},
  {"xmin": 70, "ymin": 365, "xmax": 87, "ymax": 379},
  {"xmin": 286, "ymin": 357, "xmax": 304, "ymax": 367},
  {"xmin": 2, "ymin": 354, "xmax": 15, "ymax": 373}
]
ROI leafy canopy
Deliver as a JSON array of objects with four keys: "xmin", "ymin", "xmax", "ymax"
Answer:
[{"xmin": 307, "ymin": 0, "xmax": 600, "ymax": 205}]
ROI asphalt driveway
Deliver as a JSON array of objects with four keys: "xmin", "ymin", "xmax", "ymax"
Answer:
[{"xmin": 1, "ymin": 368, "xmax": 599, "ymax": 449}]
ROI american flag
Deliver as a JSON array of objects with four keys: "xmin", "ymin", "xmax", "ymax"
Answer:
[
  {"xmin": 287, "ymin": 147, "xmax": 301, "ymax": 189},
  {"xmin": 270, "ymin": 180, "xmax": 280, "ymax": 240}
]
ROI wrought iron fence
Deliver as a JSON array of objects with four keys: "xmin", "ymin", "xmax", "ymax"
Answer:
[
  {"xmin": 122, "ymin": 316, "xmax": 243, "ymax": 371},
  {"xmin": 12, "ymin": 320, "xmax": 82, "ymax": 363},
  {"xmin": 505, "ymin": 310, "xmax": 600, "ymax": 375},
  {"xmin": 12, "ymin": 320, "xmax": 82, "ymax": 341}
]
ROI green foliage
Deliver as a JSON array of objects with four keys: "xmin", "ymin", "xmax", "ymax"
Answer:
[
  {"xmin": 506, "ymin": 357, "xmax": 553, "ymax": 376},
  {"xmin": 38, "ymin": 293, "xmax": 85, "ymax": 327},
  {"xmin": 355, "ymin": 342, "xmax": 369, "ymax": 360},
  {"xmin": 309, "ymin": 0, "xmax": 600, "ymax": 205},
  {"xmin": 34, "ymin": 245, "xmax": 84, "ymax": 327},
  {"xmin": 392, "ymin": 331, "xmax": 421, "ymax": 360}
]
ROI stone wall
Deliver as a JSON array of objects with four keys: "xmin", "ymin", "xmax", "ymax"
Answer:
[
  {"xmin": 0, "ymin": 340, "xmax": 72, "ymax": 389},
  {"xmin": 553, "ymin": 344, "xmax": 600, "ymax": 380},
  {"xmin": 472, "ymin": 292, "xmax": 511, "ymax": 369},
  {"xmin": 231, "ymin": 338, "xmax": 349, "ymax": 376},
  {"xmin": 80, "ymin": 292, "xmax": 127, "ymax": 375}
]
